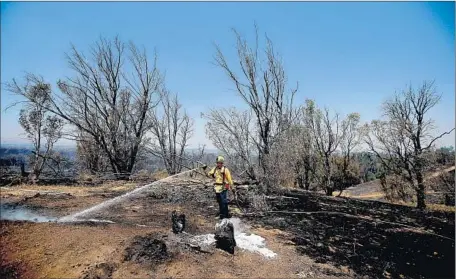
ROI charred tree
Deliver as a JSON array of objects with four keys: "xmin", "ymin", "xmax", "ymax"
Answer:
[
  {"xmin": 7, "ymin": 36, "xmax": 162, "ymax": 179},
  {"xmin": 147, "ymin": 90, "xmax": 193, "ymax": 175},
  {"xmin": 305, "ymin": 100, "xmax": 347, "ymax": 196},
  {"xmin": 7, "ymin": 81, "xmax": 64, "ymax": 183},
  {"xmin": 211, "ymin": 24, "xmax": 298, "ymax": 191},
  {"xmin": 365, "ymin": 81, "xmax": 454, "ymax": 209},
  {"xmin": 215, "ymin": 219, "xmax": 236, "ymax": 254}
]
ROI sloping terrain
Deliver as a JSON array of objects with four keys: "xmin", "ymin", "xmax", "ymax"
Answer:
[
  {"xmin": 249, "ymin": 189, "xmax": 455, "ymax": 279},
  {"xmin": 1, "ymin": 170, "xmax": 454, "ymax": 279},
  {"xmin": 339, "ymin": 166, "xmax": 455, "ymax": 201}
]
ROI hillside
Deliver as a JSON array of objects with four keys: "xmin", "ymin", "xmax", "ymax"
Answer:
[
  {"xmin": 1, "ymin": 170, "xmax": 454, "ymax": 279},
  {"xmin": 338, "ymin": 166, "xmax": 455, "ymax": 201}
]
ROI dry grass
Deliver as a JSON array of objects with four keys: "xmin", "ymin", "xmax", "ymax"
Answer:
[
  {"xmin": 151, "ymin": 170, "xmax": 169, "ymax": 181},
  {"xmin": 397, "ymin": 202, "xmax": 456, "ymax": 213},
  {"xmin": 332, "ymin": 191, "xmax": 351, "ymax": 197},
  {"xmin": 0, "ymin": 181, "xmax": 140, "ymax": 198},
  {"xmin": 332, "ymin": 191, "xmax": 385, "ymax": 199},
  {"xmin": 77, "ymin": 173, "xmax": 97, "ymax": 182},
  {"xmin": 354, "ymin": 192, "xmax": 385, "ymax": 199},
  {"xmin": 424, "ymin": 203, "xmax": 455, "ymax": 212}
]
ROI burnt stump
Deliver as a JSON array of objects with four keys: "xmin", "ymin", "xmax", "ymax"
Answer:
[
  {"xmin": 171, "ymin": 210, "xmax": 186, "ymax": 234},
  {"xmin": 215, "ymin": 219, "xmax": 236, "ymax": 254}
]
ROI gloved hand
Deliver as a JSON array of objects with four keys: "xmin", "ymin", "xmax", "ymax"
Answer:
[
  {"xmin": 202, "ymin": 164, "xmax": 207, "ymax": 170},
  {"xmin": 225, "ymin": 184, "xmax": 230, "ymax": 190},
  {"xmin": 232, "ymin": 188, "xmax": 236, "ymax": 194}
]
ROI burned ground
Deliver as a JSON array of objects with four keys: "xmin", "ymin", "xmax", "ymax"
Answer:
[
  {"xmin": 123, "ymin": 234, "xmax": 170, "ymax": 267},
  {"xmin": 245, "ymin": 190, "xmax": 455, "ymax": 279},
  {"xmin": 1, "ymin": 173, "xmax": 455, "ymax": 279}
]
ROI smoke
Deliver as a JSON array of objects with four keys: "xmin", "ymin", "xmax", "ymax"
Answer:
[{"xmin": 0, "ymin": 204, "xmax": 57, "ymax": 223}]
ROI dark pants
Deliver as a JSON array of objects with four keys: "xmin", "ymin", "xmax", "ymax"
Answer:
[{"xmin": 216, "ymin": 190, "xmax": 230, "ymax": 219}]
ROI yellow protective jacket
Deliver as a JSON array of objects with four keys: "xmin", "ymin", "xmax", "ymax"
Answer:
[{"xmin": 207, "ymin": 166, "xmax": 234, "ymax": 193}]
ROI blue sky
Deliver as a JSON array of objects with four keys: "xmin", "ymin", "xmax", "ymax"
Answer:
[{"xmin": 1, "ymin": 1, "xmax": 454, "ymax": 149}]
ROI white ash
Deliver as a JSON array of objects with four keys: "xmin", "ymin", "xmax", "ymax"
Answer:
[{"xmin": 192, "ymin": 217, "xmax": 277, "ymax": 259}]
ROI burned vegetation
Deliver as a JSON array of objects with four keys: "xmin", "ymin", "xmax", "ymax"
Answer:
[
  {"xmin": 2, "ymin": 24, "xmax": 455, "ymax": 279},
  {"xmin": 124, "ymin": 234, "xmax": 170, "ymax": 268},
  {"xmin": 112, "ymin": 175, "xmax": 455, "ymax": 279},
  {"xmin": 244, "ymin": 189, "xmax": 455, "ymax": 279}
]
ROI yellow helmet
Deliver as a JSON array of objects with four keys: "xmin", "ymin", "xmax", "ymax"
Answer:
[{"xmin": 216, "ymin": 155, "xmax": 225, "ymax": 163}]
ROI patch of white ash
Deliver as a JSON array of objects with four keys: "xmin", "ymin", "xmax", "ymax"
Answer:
[
  {"xmin": 191, "ymin": 233, "xmax": 216, "ymax": 246},
  {"xmin": 192, "ymin": 217, "xmax": 277, "ymax": 259}
]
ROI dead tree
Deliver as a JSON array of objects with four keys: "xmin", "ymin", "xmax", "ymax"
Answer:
[
  {"xmin": 264, "ymin": 124, "xmax": 304, "ymax": 188},
  {"xmin": 75, "ymin": 130, "xmax": 110, "ymax": 175},
  {"xmin": 365, "ymin": 81, "xmax": 455, "ymax": 209},
  {"xmin": 295, "ymin": 105, "xmax": 319, "ymax": 190},
  {"xmin": 40, "ymin": 151, "xmax": 74, "ymax": 178},
  {"xmin": 213, "ymin": 24, "xmax": 298, "ymax": 190},
  {"xmin": 187, "ymin": 144, "xmax": 207, "ymax": 169},
  {"xmin": 306, "ymin": 99, "xmax": 346, "ymax": 196},
  {"xmin": 7, "ymin": 37, "xmax": 162, "ymax": 179},
  {"xmin": 147, "ymin": 89, "xmax": 193, "ymax": 175},
  {"xmin": 203, "ymin": 108, "xmax": 258, "ymax": 180},
  {"xmin": 336, "ymin": 113, "xmax": 362, "ymax": 196},
  {"xmin": 11, "ymin": 82, "xmax": 64, "ymax": 182},
  {"xmin": 435, "ymin": 146, "xmax": 455, "ymax": 166}
]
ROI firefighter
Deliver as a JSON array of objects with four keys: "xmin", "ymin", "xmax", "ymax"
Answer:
[{"xmin": 203, "ymin": 156, "xmax": 235, "ymax": 219}]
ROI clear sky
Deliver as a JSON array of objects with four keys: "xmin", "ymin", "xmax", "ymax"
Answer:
[{"xmin": 1, "ymin": 1, "xmax": 454, "ymax": 149}]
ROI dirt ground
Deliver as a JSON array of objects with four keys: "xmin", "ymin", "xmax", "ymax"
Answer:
[
  {"xmin": 1, "ymin": 172, "xmax": 454, "ymax": 279},
  {"xmin": 1, "ymin": 174, "xmax": 352, "ymax": 279}
]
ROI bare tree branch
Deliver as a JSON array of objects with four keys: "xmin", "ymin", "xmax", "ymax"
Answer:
[
  {"xmin": 210, "ymin": 24, "xmax": 298, "ymax": 190},
  {"xmin": 365, "ymin": 81, "xmax": 446, "ymax": 209},
  {"xmin": 6, "ymin": 36, "xmax": 162, "ymax": 179},
  {"xmin": 423, "ymin": 128, "xmax": 455, "ymax": 151},
  {"xmin": 305, "ymin": 99, "xmax": 347, "ymax": 196},
  {"xmin": 147, "ymin": 88, "xmax": 193, "ymax": 175}
]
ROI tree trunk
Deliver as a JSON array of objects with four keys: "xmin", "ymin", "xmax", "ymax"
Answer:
[
  {"xmin": 247, "ymin": 166, "xmax": 257, "ymax": 181},
  {"xmin": 337, "ymin": 186, "xmax": 344, "ymax": 197},
  {"xmin": 30, "ymin": 158, "xmax": 43, "ymax": 184},
  {"xmin": 326, "ymin": 185, "xmax": 333, "ymax": 196},
  {"xmin": 20, "ymin": 162, "xmax": 27, "ymax": 177},
  {"xmin": 28, "ymin": 172, "xmax": 39, "ymax": 184},
  {"xmin": 295, "ymin": 174, "xmax": 304, "ymax": 189},
  {"xmin": 304, "ymin": 168, "xmax": 310, "ymax": 191},
  {"xmin": 30, "ymin": 154, "xmax": 42, "ymax": 183},
  {"xmin": 324, "ymin": 156, "xmax": 333, "ymax": 196},
  {"xmin": 114, "ymin": 162, "xmax": 131, "ymax": 180},
  {"xmin": 416, "ymin": 173, "xmax": 426, "ymax": 209}
]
